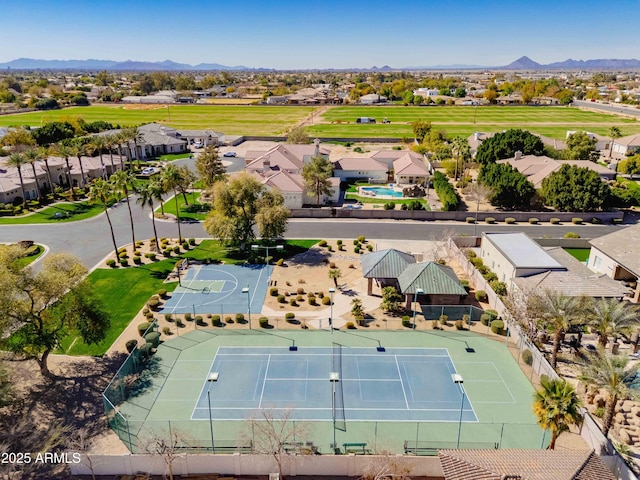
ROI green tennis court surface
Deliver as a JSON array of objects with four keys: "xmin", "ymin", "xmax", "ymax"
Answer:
[{"xmin": 104, "ymin": 330, "xmax": 546, "ymax": 453}]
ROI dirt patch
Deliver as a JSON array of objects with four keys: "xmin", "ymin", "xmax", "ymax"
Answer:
[{"xmin": 121, "ymin": 104, "xmax": 167, "ymax": 110}]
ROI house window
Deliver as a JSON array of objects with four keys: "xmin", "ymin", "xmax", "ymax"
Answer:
[{"xmin": 593, "ymin": 256, "xmax": 602, "ymax": 270}]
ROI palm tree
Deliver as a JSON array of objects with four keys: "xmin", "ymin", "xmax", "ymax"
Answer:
[
  {"xmin": 51, "ymin": 142, "xmax": 77, "ymax": 200},
  {"xmin": 329, "ymin": 268, "xmax": 341, "ymax": 287},
  {"xmin": 536, "ymin": 290, "xmax": 584, "ymax": 369},
  {"xmin": 7, "ymin": 152, "xmax": 28, "ymax": 206},
  {"xmin": 609, "ymin": 126, "xmax": 622, "ymax": 159},
  {"xmin": 580, "ymin": 351, "xmax": 640, "ymax": 437},
  {"xmin": 150, "ymin": 176, "xmax": 167, "ymax": 216},
  {"xmin": 451, "ymin": 136, "xmax": 471, "ymax": 181},
  {"xmin": 161, "ymin": 165, "xmax": 183, "ymax": 242},
  {"xmin": 104, "ymin": 134, "xmax": 118, "ymax": 173},
  {"xmin": 589, "ymin": 298, "xmax": 640, "ymax": 348},
  {"xmin": 23, "ymin": 148, "xmax": 42, "ymax": 201},
  {"xmin": 532, "ymin": 377, "xmax": 583, "ymax": 449},
  {"xmin": 112, "ymin": 132, "xmax": 127, "ymax": 171},
  {"xmin": 136, "ymin": 182, "xmax": 160, "ymax": 252},
  {"xmin": 120, "ymin": 128, "xmax": 138, "ymax": 170},
  {"xmin": 88, "ymin": 178, "xmax": 119, "ymax": 260},
  {"xmin": 111, "ymin": 170, "xmax": 136, "ymax": 249},
  {"xmin": 88, "ymin": 135, "xmax": 110, "ymax": 176},
  {"xmin": 39, "ymin": 146, "xmax": 55, "ymax": 196},
  {"xmin": 70, "ymin": 143, "xmax": 87, "ymax": 189}
]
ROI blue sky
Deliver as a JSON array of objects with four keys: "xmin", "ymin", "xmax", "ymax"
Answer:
[{"xmin": 1, "ymin": 0, "xmax": 638, "ymax": 69}]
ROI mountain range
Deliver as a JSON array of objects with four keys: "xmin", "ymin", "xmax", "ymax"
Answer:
[{"xmin": 0, "ymin": 56, "xmax": 639, "ymax": 71}]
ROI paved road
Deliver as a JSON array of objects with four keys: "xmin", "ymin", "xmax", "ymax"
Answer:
[{"xmin": 573, "ymin": 100, "xmax": 640, "ymax": 118}]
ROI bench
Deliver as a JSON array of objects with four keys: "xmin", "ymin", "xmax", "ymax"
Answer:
[{"xmin": 342, "ymin": 442, "xmax": 368, "ymax": 454}]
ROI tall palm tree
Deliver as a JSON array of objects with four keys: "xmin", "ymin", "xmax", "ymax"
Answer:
[
  {"xmin": 112, "ymin": 132, "xmax": 127, "ymax": 171},
  {"xmin": 451, "ymin": 136, "xmax": 471, "ymax": 181},
  {"xmin": 162, "ymin": 165, "xmax": 184, "ymax": 242},
  {"xmin": 88, "ymin": 135, "xmax": 110, "ymax": 176},
  {"xmin": 580, "ymin": 351, "xmax": 640, "ymax": 437},
  {"xmin": 532, "ymin": 377, "xmax": 583, "ymax": 449},
  {"xmin": 608, "ymin": 126, "xmax": 622, "ymax": 159},
  {"xmin": 103, "ymin": 134, "xmax": 118, "ymax": 173},
  {"xmin": 120, "ymin": 128, "xmax": 137, "ymax": 170},
  {"xmin": 39, "ymin": 146, "xmax": 55, "ymax": 196},
  {"xmin": 589, "ymin": 298, "xmax": 640, "ymax": 348},
  {"xmin": 50, "ymin": 142, "xmax": 76, "ymax": 201},
  {"xmin": 136, "ymin": 182, "xmax": 160, "ymax": 252},
  {"xmin": 23, "ymin": 148, "xmax": 42, "ymax": 201},
  {"xmin": 70, "ymin": 142, "xmax": 87, "ymax": 189},
  {"xmin": 88, "ymin": 178, "xmax": 119, "ymax": 260},
  {"xmin": 111, "ymin": 170, "xmax": 136, "ymax": 248},
  {"xmin": 536, "ymin": 290, "xmax": 584, "ymax": 369},
  {"xmin": 7, "ymin": 152, "xmax": 28, "ymax": 206}
]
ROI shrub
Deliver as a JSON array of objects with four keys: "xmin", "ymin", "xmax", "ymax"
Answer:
[
  {"xmin": 120, "ymin": 259, "xmax": 129, "ymax": 267},
  {"xmin": 485, "ymin": 310, "xmax": 498, "ymax": 321},
  {"xmin": 184, "ymin": 312, "xmax": 193, "ymax": 321},
  {"xmin": 433, "ymin": 171, "xmax": 460, "ymax": 211},
  {"xmin": 145, "ymin": 332, "xmax": 161, "ymax": 348},
  {"xmin": 106, "ymin": 259, "xmax": 116, "ymax": 268},
  {"xmin": 322, "ymin": 296, "xmax": 332, "ymax": 305},
  {"xmin": 470, "ymin": 257, "xmax": 483, "ymax": 267},
  {"xmin": 564, "ymin": 231, "xmax": 580, "ymax": 238},
  {"xmin": 158, "ymin": 288, "xmax": 167, "ymax": 299},
  {"xmin": 285, "ymin": 312, "xmax": 295, "ymax": 321},
  {"xmin": 550, "ymin": 217, "xmax": 560, "ymax": 225},
  {"xmin": 528, "ymin": 218, "xmax": 539, "ymax": 224},
  {"xmin": 460, "ymin": 280, "xmax": 470, "ymax": 292},
  {"xmin": 354, "ymin": 246, "xmax": 361, "ymax": 253},
  {"xmin": 139, "ymin": 342, "xmax": 154, "ymax": 359},
  {"xmin": 132, "ymin": 256, "xmax": 141, "ymax": 264},
  {"xmin": 485, "ymin": 217, "xmax": 495, "ymax": 224},
  {"xmin": 164, "ymin": 313, "xmax": 173, "ymax": 322},
  {"xmin": 138, "ymin": 322, "xmax": 151, "ymax": 337},
  {"xmin": 327, "ymin": 245, "xmax": 333, "ymax": 252},
  {"xmin": 147, "ymin": 298, "xmax": 160, "ymax": 310},
  {"xmin": 289, "ymin": 299, "xmax": 298, "ymax": 307},
  {"xmin": 358, "ymin": 236, "xmax": 366, "ymax": 243},
  {"xmin": 276, "ymin": 258, "xmax": 284, "ymax": 266},
  {"xmin": 163, "ymin": 249, "xmax": 172, "ymax": 257},
  {"xmin": 296, "ymin": 295, "xmax": 303, "ymax": 302},
  {"xmin": 490, "ymin": 280, "xmax": 507, "ymax": 296},
  {"xmin": 176, "ymin": 318, "xmax": 184, "ymax": 327},
  {"xmin": 353, "ymin": 239, "xmax": 359, "ymax": 246},
  {"xmin": 366, "ymin": 244, "xmax": 373, "ymax": 251},
  {"xmin": 212, "ymin": 314, "xmax": 221, "ymax": 324},
  {"xmin": 475, "ymin": 290, "xmax": 488, "ymax": 302},
  {"xmin": 235, "ymin": 313, "xmax": 245, "ymax": 322},
  {"xmin": 464, "ymin": 249, "xmax": 476, "ymax": 259},
  {"xmin": 125, "ymin": 339, "xmax": 138, "ymax": 353},
  {"xmin": 225, "ymin": 316, "xmax": 233, "ymax": 324},
  {"xmin": 505, "ymin": 217, "xmax": 516, "ymax": 224},
  {"xmin": 337, "ymin": 240, "xmax": 343, "ymax": 246},
  {"xmin": 480, "ymin": 314, "xmax": 491, "ymax": 326},
  {"xmin": 318, "ymin": 240, "xmax": 327, "ymax": 247},
  {"xmin": 439, "ymin": 314, "xmax": 449, "ymax": 326},
  {"xmin": 384, "ymin": 202, "xmax": 396, "ymax": 210},
  {"xmin": 594, "ymin": 407, "xmax": 605, "ymax": 418},
  {"xmin": 522, "ymin": 349, "xmax": 533, "ymax": 366},
  {"xmin": 118, "ymin": 251, "xmax": 128, "ymax": 259},
  {"xmin": 455, "ymin": 320, "xmax": 464, "ymax": 330},
  {"xmin": 483, "ymin": 271, "xmax": 498, "ymax": 282},
  {"xmin": 308, "ymin": 296, "xmax": 317, "ymax": 306},
  {"xmin": 277, "ymin": 294, "xmax": 286, "ymax": 303},
  {"xmin": 346, "ymin": 321, "xmax": 356, "ymax": 329},
  {"xmin": 189, "ymin": 238, "xmax": 196, "ymax": 245},
  {"xmin": 182, "ymin": 241, "xmax": 190, "ymax": 250},
  {"xmin": 162, "ymin": 327, "xmax": 172, "ymax": 335},
  {"xmin": 572, "ymin": 217, "xmax": 583, "ymax": 225},
  {"xmin": 318, "ymin": 291, "xmax": 325, "ymax": 299},
  {"xmin": 491, "ymin": 319, "xmax": 505, "ymax": 335},
  {"xmin": 270, "ymin": 287, "xmax": 279, "ymax": 296},
  {"xmin": 297, "ymin": 287, "xmax": 305, "ymax": 295},
  {"xmin": 146, "ymin": 312, "xmax": 155, "ymax": 320},
  {"xmin": 259, "ymin": 317, "xmax": 269, "ymax": 328},
  {"xmin": 591, "ymin": 217, "xmax": 602, "ymax": 224},
  {"xmin": 401, "ymin": 315, "xmax": 411, "ymax": 328},
  {"xmin": 466, "ymin": 217, "xmax": 475, "ymax": 223}
]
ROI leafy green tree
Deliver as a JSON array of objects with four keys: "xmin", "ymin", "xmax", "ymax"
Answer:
[
  {"xmin": 588, "ymin": 298, "xmax": 640, "ymax": 348},
  {"xmin": 302, "ymin": 155, "xmax": 334, "ymax": 205},
  {"xmin": 541, "ymin": 164, "xmax": 611, "ymax": 212},
  {"xmin": 411, "ymin": 120, "xmax": 432, "ymax": 142},
  {"xmin": 478, "ymin": 163, "xmax": 535, "ymax": 210},
  {"xmin": 475, "ymin": 129, "xmax": 544, "ymax": 165},
  {"xmin": 580, "ymin": 351, "xmax": 640, "ymax": 437},
  {"xmin": 31, "ymin": 121, "xmax": 75, "ymax": 146},
  {"xmin": 286, "ymin": 126, "xmax": 311, "ymax": 144},
  {"xmin": 203, "ymin": 173, "xmax": 289, "ymax": 247},
  {"xmin": 563, "ymin": 131, "xmax": 597, "ymax": 160},
  {"xmin": 0, "ymin": 127, "xmax": 35, "ymax": 148},
  {"xmin": 88, "ymin": 178, "xmax": 119, "ymax": 260},
  {"xmin": 174, "ymin": 165, "xmax": 197, "ymax": 205},
  {"xmin": 0, "ymin": 250, "xmax": 109, "ymax": 377},
  {"xmin": 195, "ymin": 145, "xmax": 226, "ymax": 187},
  {"xmin": 617, "ymin": 155, "xmax": 640, "ymax": 175},
  {"xmin": 532, "ymin": 377, "xmax": 583, "ymax": 450},
  {"xmin": 380, "ymin": 286, "xmax": 404, "ymax": 314},
  {"xmin": 351, "ymin": 298, "xmax": 365, "ymax": 320}
]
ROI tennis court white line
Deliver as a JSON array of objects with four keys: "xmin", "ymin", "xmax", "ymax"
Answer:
[
  {"xmin": 491, "ymin": 362, "xmax": 517, "ymax": 403},
  {"xmin": 258, "ymin": 354, "xmax": 271, "ymax": 408},
  {"xmin": 215, "ymin": 352, "xmax": 451, "ymax": 358},
  {"xmin": 192, "ymin": 406, "xmax": 476, "ymax": 412},
  {"xmin": 190, "ymin": 350, "xmax": 221, "ymax": 420},
  {"xmin": 394, "ymin": 356, "xmax": 410, "ymax": 410},
  {"xmin": 251, "ymin": 264, "xmax": 267, "ymax": 305}
]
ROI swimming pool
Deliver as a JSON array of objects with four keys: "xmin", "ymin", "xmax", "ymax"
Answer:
[{"xmin": 361, "ymin": 186, "xmax": 403, "ymax": 198}]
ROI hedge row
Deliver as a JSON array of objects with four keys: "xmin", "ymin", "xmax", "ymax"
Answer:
[{"xmin": 432, "ymin": 171, "xmax": 460, "ymax": 211}]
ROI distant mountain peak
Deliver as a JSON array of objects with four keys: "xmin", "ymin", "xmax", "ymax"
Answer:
[{"xmin": 503, "ymin": 56, "xmax": 542, "ymax": 69}]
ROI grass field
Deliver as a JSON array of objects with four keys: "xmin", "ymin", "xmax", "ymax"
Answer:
[
  {"xmin": 1, "ymin": 104, "xmax": 638, "ymax": 140},
  {"xmin": 564, "ymin": 248, "xmax": 590, "ymax": 263},
  {"xmin": 0, "ymin": 201, "xmax": 104, "ymax": 225}
]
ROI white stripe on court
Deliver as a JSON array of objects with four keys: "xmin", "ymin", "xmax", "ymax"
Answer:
[
  {"xmin": 258, "ymin": 354, "xmax": 271, "ymax": 408},
  {"xmin": 394, "ymin": 355, "xmax": 410, "ymax": 410}
]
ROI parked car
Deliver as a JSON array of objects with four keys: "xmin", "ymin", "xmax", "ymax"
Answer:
[
  {"xmin": 193, "ymin": 141, "xmax": 203, "ymax": 148},
  {"xmin": 223, "ymin": 151, "xmax": 237, "ymax": 157},
  {"xmin": 356, "ymin": 117, "xmax": 376, "ymax": 124}
]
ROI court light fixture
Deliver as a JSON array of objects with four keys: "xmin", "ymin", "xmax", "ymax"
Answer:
[
  {"xmin": 242, "ymin": 287, "xmax": 251, "ymax": 330},
  {"xmin": 451, "ymin": 373, "xmax": 465, "ymax": 448},
  {"xmin": 207, "ymin": 372, "xmax": 219, "ymax": 452}
]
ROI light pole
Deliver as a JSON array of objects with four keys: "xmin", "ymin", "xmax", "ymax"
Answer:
[
  {"xmin": 452, "ymin": 373, "xmax": 465, "ymax": 448},
  {"xmin": 412, "ymin": 288, "xmax": 424, "ymax": 330},
  {"xmin": 251, "ymin": 244, "xmax": 284, "ymax": 266},
  {"xmin": 207, "ymin": 372, "xmax": 219, "ymax": 452},
  {"xmin": 330, "ymin": 372, "xmax": 339, "ymax": 453},
  {"xmin": 328, "ymin": 287, "xmax": 335, "ymax": 333},
  {"xmin": 242, "ymin": 286, "xmax": 251, "ymax": 330}
]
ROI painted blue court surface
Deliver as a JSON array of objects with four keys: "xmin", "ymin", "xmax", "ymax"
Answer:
[
  {"xmin": 192, "ymin": 347, "xmax": 477, "ymax": 423},
  {"xmin": 160, "ymin": 264, "xmax": 271, "ymax": 315}
]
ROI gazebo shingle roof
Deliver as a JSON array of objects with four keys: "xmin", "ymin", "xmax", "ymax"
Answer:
[
  {"xmin": 360, "ymin": 249, "xmax": 416, "ymax": 279},
  {"xmin": 398, "ymin": 262, "xmax": 467, "ymax": 295}
]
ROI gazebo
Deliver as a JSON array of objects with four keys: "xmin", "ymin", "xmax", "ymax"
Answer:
[
  {"xmin": 397, "ymin": 262, "xmax": 467, "ymax": 308},
  {"xmin": 360, "ymin": 249, "xmax": 416, "ymax": 295}
]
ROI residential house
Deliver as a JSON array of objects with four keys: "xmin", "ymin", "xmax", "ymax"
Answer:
[
  {"xmin": 497, "ymin": 153, "xmax": 615, "ymax": 189},
  {"xmin": 177, "ymin": 129, "xmax": 224, "ymax": 147},
  {"xmin": 610, "ymin": 133, "xmax": 640, "ymax": 159},
  {"xmin": 97, "ymin": 124, "xmax": 188, "ymax": 160},
  {"xmin": 359, "ymin": 93, "xmax": 387, "ymax": 104},
  {"xmin": 331, "ymin": 157, "xmax": 388, "ymax": 182},
  {"xmin": 369, "ymin": 150, "xmax": 431, "ymax": 175},
  {"xmin": 393, "ymin": 152, "xmax": 432, "ymax": 184},
  {"xmin": 588, "ymin": 224, "xmax": 640, "ymax": 302},
  {"xmin": 566, "ymin": 130, "xmax": 611, "ymax": 153}
]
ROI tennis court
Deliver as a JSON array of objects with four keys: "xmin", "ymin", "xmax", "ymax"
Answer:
[
  {"xmin": 160, "ymin": 264, "xmax": 271, "ymax": 315},
  {"xmin": 193, "ymin": 346, "xmax": 476, "ymax": 422},
  {"xmin": 104, "ymin": 330, "xmax": 546, "ymax": 454}
]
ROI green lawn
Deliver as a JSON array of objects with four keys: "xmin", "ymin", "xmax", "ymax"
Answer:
[
  {"xmin": 156, "ymin": 152, "xmax": 193, "ymax": 161},
  {"xmin": 345, "ymin": 192, "xmax": 430, "ymax": 208},
  {"xmin": 59, "ymin": 239, "xmax": 319, "ymax": 356},
  {"xmin": 160, "ymin": 192, "xmax": 210, "ymax": 221},
  {"xmin": 12, "ymin": 245, "xmax": 45, "ymax": 269},
  {"xmin": 1, "ymin": 104, "xmax": 637, "ymax": 141},
  {"xmin": 0, "ymin": 201, "xmax": 105, "ymax": 224},
  {"xmin": 564, "ymin": 248, "xmax": 590, "ymax": 263}
]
